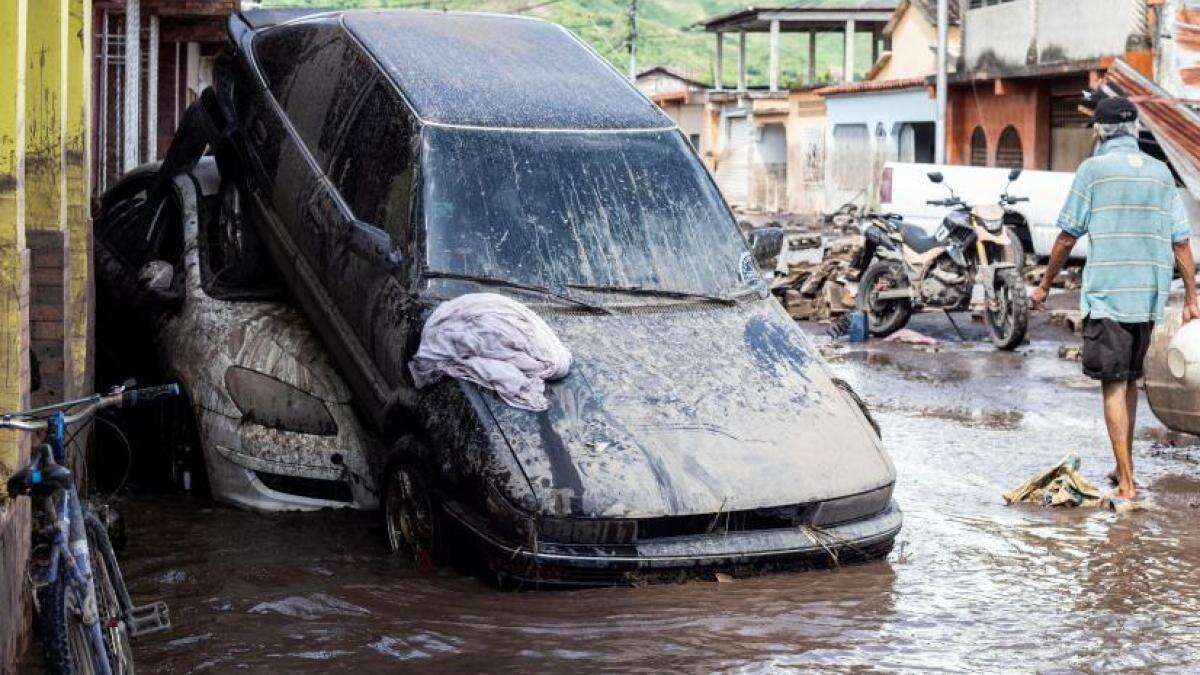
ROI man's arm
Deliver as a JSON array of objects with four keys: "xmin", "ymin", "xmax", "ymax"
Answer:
[
  {"xmin": 1031, "ymin": 232, "xmax": 1078, "ymax": 309},
  {"xmin": 1174, "ymin": 240, "xmax": 1200, "ymax": 322}
]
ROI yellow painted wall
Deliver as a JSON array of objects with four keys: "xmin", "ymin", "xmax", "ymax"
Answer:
[
  {"xmin": 0, "ymin": 0, "xmax": 30, "ymax": 483},
  {"xmin": 65, "ymin": 0, "xmax": 91, "ymax": 397},
  {"xmin": 874, "ymin": 4, "xmax": 962, "ymax": 81},
  {"xmin": 24, "ymin": 0, "xmax": 62, "ymax": 233}
]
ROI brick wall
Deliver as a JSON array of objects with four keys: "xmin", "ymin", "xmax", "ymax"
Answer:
[
  {"xmin": 27, "ymin": 231, "xmax": 66, "ymax": 409},
  {"xmin": 946, "ymin": 79, "xmax": 1051, "ymax": 170}
]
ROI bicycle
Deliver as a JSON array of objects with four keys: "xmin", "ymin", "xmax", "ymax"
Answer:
[{"xmin": 4, "ymin": 382, "xmax": 180, "ymax": 675}]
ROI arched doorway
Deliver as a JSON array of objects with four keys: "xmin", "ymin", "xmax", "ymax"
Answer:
[
  {"xmin": 969, "ymin": 126, "xmax": 988, "ymax": 166},
  {"xmin": 996, "ymin": 125, "xmax": 1024, "ymax": 169}
]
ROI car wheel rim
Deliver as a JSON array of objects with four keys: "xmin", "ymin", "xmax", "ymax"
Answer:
[{"xmin": 385, "ymin": 468, "xmax": 434, "ymax": 567}]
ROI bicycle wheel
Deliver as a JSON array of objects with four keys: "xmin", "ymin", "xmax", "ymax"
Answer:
[
  {"xmin": 86, "ymin": 514, "xmax": 136, "ymax": 675},
  {"xmin": 38, "ymin": 574, "xmax": 103, "ymax": 675}
]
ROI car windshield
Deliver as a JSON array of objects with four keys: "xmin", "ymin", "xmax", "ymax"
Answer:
[{"xmin": 421, "ymin": 127, "xmax": 752, "ymax": 297}]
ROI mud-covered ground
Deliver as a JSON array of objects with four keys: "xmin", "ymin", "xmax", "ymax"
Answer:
[{"xmin": 100, "ymin": 296, "xmax": 1200, "ymax": 672}]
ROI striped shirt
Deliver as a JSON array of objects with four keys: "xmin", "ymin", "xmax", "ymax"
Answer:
[{"xmin": 1057, "ymin": 135, "xmax": 1191, "ymax": 323}]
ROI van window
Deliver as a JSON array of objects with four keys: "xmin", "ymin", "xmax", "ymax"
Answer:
[
  {"xmin": 253, "ymin": 23, "xmax": 375, "ymax": 168},
  {"xmin": 422, "ymin": 128, "xmax": 750, "ymax": 296},
  {"xmin": 329, "ymin": 80, "xmax": 415, "ymax": 242}
]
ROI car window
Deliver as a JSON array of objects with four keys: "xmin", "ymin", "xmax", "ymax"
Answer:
[
  {"xmin": 253, "ymin": 22, "xmax": 375, "ymax": 169},
  {"xmin": 329, "ymin": 80, "xmax": 415, "ymax": 243}
]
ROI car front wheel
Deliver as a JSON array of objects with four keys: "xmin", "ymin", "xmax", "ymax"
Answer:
[{"xmin": 384, "ymin": 463, "xmax": 441, "ymax": 568}]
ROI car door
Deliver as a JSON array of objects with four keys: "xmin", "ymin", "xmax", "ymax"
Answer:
[{"xmin": 326, "ymin": 77, "xmax": 421, "ymax": 430}]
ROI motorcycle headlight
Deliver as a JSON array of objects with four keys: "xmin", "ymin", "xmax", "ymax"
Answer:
[
  {"xmin": 973, "ymin": 204, "xmax": 1005, "ymax": 233},
  {"xmin": 224, "ymin": 366, "xmax": 338, "ymax": 436}
]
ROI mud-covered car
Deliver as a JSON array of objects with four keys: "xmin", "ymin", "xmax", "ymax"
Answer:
[
  {"xmin": 157, "ymin": 8, "xmax": 900, "ymax": 585},
  {"xmin": 94, "ymin": 159, "xmax": 379, "ymax": 512}
]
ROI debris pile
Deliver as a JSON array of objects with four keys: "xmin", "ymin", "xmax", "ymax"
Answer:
[
  {"xmin": 1024, "ymin": 264, "xmax": 1083, "ymax": 291},
  {"xmin": 1049, "ymin": 309, "xmax": 1085, "ymax": 335},
  {"xmin": 770, "ymin": 235, "xmax": 864, "ymax": 322}
]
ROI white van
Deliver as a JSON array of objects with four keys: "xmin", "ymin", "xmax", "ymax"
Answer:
[
  {"xmin": 879, "ymin": 162, "xmax": 1200, "ymax": 261},
  {"xmin": 879, "ymin": 162, "xmax": 1082, "ymax": 259}
]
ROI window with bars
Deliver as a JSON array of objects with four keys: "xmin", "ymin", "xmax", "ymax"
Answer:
[
  {"xmin": 969, "ymin": 127, "xmax": 988, "ymax": 167},
  {"xmin": 996, "ymin": 126, "xmax": 1024, "ymax": 169}
]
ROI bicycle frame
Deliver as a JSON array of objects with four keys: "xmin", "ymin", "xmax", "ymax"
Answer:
[{"xmin": 41, "ymin": 411, "xmax": 114, "ymax": 675}]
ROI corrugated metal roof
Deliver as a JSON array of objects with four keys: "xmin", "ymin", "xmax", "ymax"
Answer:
[{"xmin": 1101, "ymin": 59, "xmax": 1200, "ymax": 200}]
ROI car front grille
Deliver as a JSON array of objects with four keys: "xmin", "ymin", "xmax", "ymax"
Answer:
[{"xmin": 538, "ymin": 484, "xmax": 894, "ymax": 545}]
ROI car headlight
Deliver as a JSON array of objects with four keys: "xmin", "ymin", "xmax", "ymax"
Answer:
[{"xmin": 224, "ymin": 366, "xmax": 338, "ymax": 436}]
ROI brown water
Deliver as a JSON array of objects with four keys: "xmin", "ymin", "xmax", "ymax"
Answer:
[{"xmin": 117, "ymin": 316, "xmax": 1200, "ymax": 672}]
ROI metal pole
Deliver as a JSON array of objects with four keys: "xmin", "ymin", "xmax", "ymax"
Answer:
[
  {"xmin": 147, "ymin": 14, "xmax": 158, "ymax": 161},
  {"xmin": 627, "ymin": 0, "xmax": 637, "ymax": 80},
  {"xmin": 935, "ymin": 0, "xmax": 948, "ymax": 164},
  {"xmin": 122, "ymin": 0, "xmax": 140, "ymax": 172}
]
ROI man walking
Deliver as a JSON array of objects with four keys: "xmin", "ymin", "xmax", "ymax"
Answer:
[{"xmin": 1031, "ymin": 96, "xmax": 1199, "ymax": 500}]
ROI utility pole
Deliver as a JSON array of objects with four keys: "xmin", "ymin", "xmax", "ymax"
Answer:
[
  {"xmin": 935, "ymin": 0, "xmax": 948, "ymax": 164},
  {"xmin": 628, "ymin": 0, "xmax": 638, "ymax": 80}
]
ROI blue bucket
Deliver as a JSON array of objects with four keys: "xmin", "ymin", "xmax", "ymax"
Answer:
[{"xmin": 849, "ymin": 311, "xmax": 869, "ymax": 342}]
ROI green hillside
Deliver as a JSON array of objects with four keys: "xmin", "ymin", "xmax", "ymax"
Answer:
[{"xmin": 258, "ymin": 0, "xmax": 877, "ymax": 88}]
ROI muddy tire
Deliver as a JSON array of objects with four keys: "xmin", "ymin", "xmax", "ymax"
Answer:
[
  {"xmin": 38, "ymin": 567, "xmax": 109, "ymax": 675},
  {"xmin": 383, "ymin": 460, "xmax": 446, "ymax": 568},
  {"xmin": 84, "ymin": 515, "xmax": 136, "ymax": 675},
  {"xmin": 856, "ymin": 262, "xmax": 912, "ymax": 337},
  {"xmin": 987, "ymin": 267, "xmax": 1029, "ymax": 350}
]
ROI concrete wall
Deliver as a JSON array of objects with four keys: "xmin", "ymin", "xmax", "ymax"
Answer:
[
  {"xmin": 963, "ymin": 0, "xmax": 1147, "ymax": 72},
  {"xmin": 0, "ymin": 0, "xmax": 92, "ymax": 669},
  {"xmin": 824, "ymin": 87, "xmax": 937, "ymax": 208}
]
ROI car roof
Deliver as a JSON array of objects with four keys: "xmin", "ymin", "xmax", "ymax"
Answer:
[{"xmin": 336, "ymin": 10, "xmax": 674, "ymax": 131}]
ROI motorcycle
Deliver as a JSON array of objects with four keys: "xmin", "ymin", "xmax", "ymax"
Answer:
[{"xmin": 852, "ymin": 168, "xmax": 1030, "ymax": 350}]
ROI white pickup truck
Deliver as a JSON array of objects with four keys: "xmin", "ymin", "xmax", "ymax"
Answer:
[{"xmin": 879, "ymin": 162, "xmax": 1200, "ymax": 261}]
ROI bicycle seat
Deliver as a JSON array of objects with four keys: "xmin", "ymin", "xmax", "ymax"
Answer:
[
  {"xmin": 6, "ymin": 454, "xmax": 71, "ymax": 498},
  {"xmin": 900, "ymin": 223, "xmax": 940, "ymax": 254}
]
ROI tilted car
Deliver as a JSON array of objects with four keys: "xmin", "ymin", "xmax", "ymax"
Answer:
[
  {"xmin": 156, "ymin": 8, "xmax": 901, "ymax": 585},
  {"xmin": 94, "ymin": 158, "xmax": 379, "ymax": 512}
]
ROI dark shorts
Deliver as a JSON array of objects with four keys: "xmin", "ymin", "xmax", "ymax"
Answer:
[{"xmin": 1082, "ymin": 317, "xmax": 1154, "ymax": 382}]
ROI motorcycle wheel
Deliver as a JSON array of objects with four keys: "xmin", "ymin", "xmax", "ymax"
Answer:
[
  {"xmin": 986, "ymin": 267, "xmax": 1029, "ymax": 350},
  {"xmin": 856, "ymin": 262, "xmax": 912, "ymax": 337}
]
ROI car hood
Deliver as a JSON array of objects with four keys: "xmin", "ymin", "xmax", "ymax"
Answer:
[{"xmin": 479, "ymin": 298, "xmax": 895, "ymax": 519}]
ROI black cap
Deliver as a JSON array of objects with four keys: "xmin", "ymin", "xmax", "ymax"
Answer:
[{"xmin": 1095, "ymin": 96, "xmax": 1138, "ymax": 124}]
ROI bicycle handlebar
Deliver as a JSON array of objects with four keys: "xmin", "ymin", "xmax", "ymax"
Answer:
[{"xmin": 0, "ymin": 384, "xmax": 180, "ymax": 431}]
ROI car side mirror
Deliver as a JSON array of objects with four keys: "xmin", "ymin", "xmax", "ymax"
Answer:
[
  {"xmin": 927, "ymin": 172, "xmax": 944, "ymax": 184},
  {"xmin": 1008, "ymin": 168, "xmax": 1023, "ymax": 181}
]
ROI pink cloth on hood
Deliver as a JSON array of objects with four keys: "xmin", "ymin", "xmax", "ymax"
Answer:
[{"xmin": 408, "ymin": 293, "xmax": 572, "ymax": 411}]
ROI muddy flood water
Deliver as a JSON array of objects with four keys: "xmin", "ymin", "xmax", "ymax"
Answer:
[{"xmin": 112, "ymin": 311, "xmax": 1200, "ymax": 673}]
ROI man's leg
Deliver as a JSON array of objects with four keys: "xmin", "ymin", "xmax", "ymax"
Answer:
[{"xmin": 1102, "ymin": 379, "xmax": 1137, "ymax": 499}]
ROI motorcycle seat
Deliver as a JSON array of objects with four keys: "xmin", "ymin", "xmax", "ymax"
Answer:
[{"xmin": 900, "ymin": 223, "xmax": 940, "ymax": 254}]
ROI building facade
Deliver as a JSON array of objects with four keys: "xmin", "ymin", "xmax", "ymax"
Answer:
[
  {"xmin": 702, "ymin": 2, "xmax": 899, "ymax": 215},
  {"xmin": 634, "ymin": 67, "xmax": 709, "ymax": 153},
  {"xmin": 817, "ymin": 0, "xmax": 962, "ymax": 209},
  {"xmin": 947, "ymin": 0, "xmax": 1154, "ymax": 172}
]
